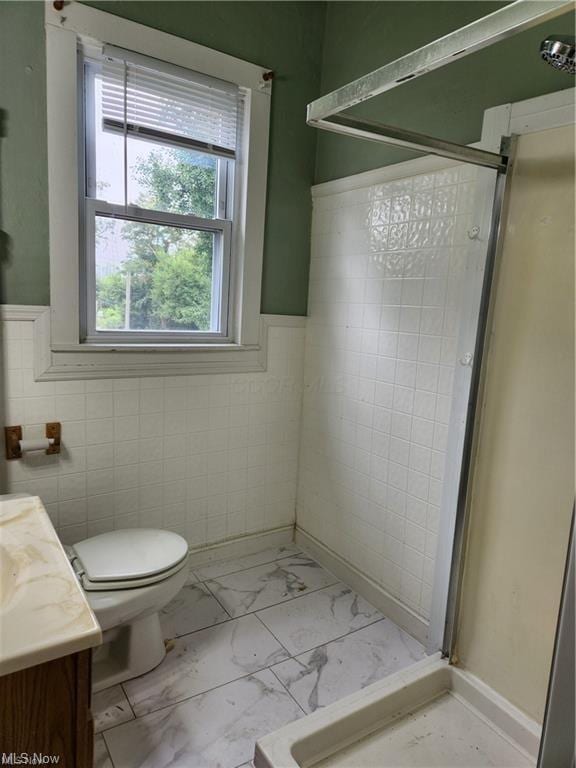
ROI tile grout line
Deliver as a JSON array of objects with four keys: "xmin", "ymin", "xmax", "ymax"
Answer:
[
  {"xmin": 268, "ymin": 665, "xmax": 308, "ymax": 717},
  {"xmin": 104, "ymin": 603, "xmax": 322, "ymax": 728},
  {"xmin": 120, "ymin": 681, "xmax": 138, "ymax": 721},
  {"xmin": 110, "ymin": 664, "xmax": 297, "ymax": 726},
  {"xmin": 97, "ymin": 552, "xmax": 419, "ymax": 752},
  {"xmin": 200, "ymin": 579, "xmax": 235, "ymax": 619},
  {"xmin": 100, "ymin": 614, "xmax": 295, "ymax": 734},
  {"xmin": 261, "ymin": 615, "xmax": 391, "ymax": 663},
  {"xmin": 113, "ymin": 617, "xmax": 399, "ymax": 731},
  {"xmin": 102, "ymin": 572, "xmax": 381, "ymax": 710},
  {"xmin": 95, "ymin": 612, "xmax": 405, "ymax": 738},
  {"xmin": 202, "ymin": 575, "xmax": 341, "ymax": 618},
  {"xmin": 168, "ymin": 612, "xmax": 235, "ymax": 639},
  {"xmin": 191, "ymin": 546, "xmax": 302, "ymax": 581},
  {"xmin": 102, "ymin": 662, "xmax": 307, "ymax": 764},
  {"xmin": 166, "ymin": 577, "xmax": 342, "ymax": 642},
  {"xmin": 161, "ymin": 570, "xmax": 338, "ymax": 647},
  {"xmin": 199, "ymin": 551, "xmax": 316, "ymax": 589},
  {"xmin": 254, "ymin": 612, "xmax": 292, "ymax": 657},
  {"xmin": 100, "ymin": 730, "xmax": 116, "ymax": 768}
]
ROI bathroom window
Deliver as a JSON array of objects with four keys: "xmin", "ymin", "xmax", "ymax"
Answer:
[
  {"xmin": 44, "ymin": 3, "xmax": 271, "ymax": 377},
  {"xmin": 82, "ymin": 49, "xmax": 237, "ymax": 343}
]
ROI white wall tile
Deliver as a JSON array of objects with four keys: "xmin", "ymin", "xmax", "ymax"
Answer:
[
  {"xmin": 86, "ymin": 392, "xmax": 113, "ymax": 420},
  {"xmin": 2, "ymin": 322, "xmax": 304, "ymax": 549},
  {"xmin": 86, "ymin": 444, "xmax": 114, "ymax": 471},
  {"xmin": 298, "ymin": 164, "xmax": 475, "ymax": 621},
  {"xmin": 85, "ymin": 419, "xmax": 113, "ymax": 445},
  {"xmin": 55, "ymin": 394, "xmax": 86, "ymax": 422}
]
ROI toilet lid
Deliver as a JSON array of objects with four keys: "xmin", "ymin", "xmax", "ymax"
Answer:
[{"xmin": 72, "ymin": 529, "xmax": 188, "ymax": 583}]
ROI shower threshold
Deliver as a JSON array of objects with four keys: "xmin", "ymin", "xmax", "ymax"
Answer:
[{"xmin": 254, "ymin": 656, "xmax": 539, "ymax": 767}]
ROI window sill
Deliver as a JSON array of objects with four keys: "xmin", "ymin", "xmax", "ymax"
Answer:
[
  {"xmin": 51, "ymin": 342, "xmax": 260, "ymax": 353},
  {"xmin": 0, "ymin": 307, "xmax": 305, "ymax": 381}
]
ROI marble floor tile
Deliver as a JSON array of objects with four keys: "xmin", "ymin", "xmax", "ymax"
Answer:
[
  {"xmin": 124, "ymin": 613, "xmax": 289, "ymax": 716},
  {"xmin": 92, "ymin": 684, "xmax": 134, "ymax": 733},
  {"xmin": 160, "ymin": 582, "xmax": 229, "ymax": 638},
  {"xmin": 194, "ymin": 544, "xmax": 301, "ymax": 581},
  {"xmin": 104, "ymin": 670, "xmax": 303, "ymax": 768},
  {"xmin": 205, "ymin": 555, "xmax": 338, "ymax": 617},
  {"xmin": 257, "ymin": 582, "xmax": 383, "ymax": 655},
  {"xmin": 94, "ymin": 734, "xmax": 113, "ymax": 768},
  {"xmin": 272, "ymin": 619, "xmax": 426, "ymax": 713},
  {"xmin": 93, "ymin": 546, "xmax": 427, "ymax": 768}
]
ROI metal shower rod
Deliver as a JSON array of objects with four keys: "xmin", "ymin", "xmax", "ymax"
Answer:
[{"xmin": 307, "ymin": 0, "xmax": 575, "ymax": 171}]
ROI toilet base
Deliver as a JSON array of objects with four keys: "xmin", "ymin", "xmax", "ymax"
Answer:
[{"xmin": 92, "ymin": 611, "xmax": 166, "ymax": 692}]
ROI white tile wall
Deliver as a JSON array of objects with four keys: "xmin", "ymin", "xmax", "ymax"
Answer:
[
  {"xmin": 297, "ymin": 163, "xmax": 479, "ymax": 620},
  {"xmin": 2, "ymin": 323, "xmax": 305, "ymax": 547}
]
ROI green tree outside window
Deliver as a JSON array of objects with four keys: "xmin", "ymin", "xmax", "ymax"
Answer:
[{"xmin": 95, "ymin": 147, "xmax": 218, "ymax": 332}]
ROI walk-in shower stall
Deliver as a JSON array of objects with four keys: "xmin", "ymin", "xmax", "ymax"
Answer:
[
  {"xmin": 290, "ymin": 3, "xmax": 575, "ymax": 763},
  {"xmin": 303, "ymin": 0, "xmax": 573, "ymax": 654}
]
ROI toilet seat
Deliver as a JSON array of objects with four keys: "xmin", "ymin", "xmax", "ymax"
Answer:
[
  {"xmin": 64, "ymin": 527, "xmax": 188, "ymax": 691},
  {"xmin": 70, "ymin": 529, "xmax": 188, "ymax": 591}
]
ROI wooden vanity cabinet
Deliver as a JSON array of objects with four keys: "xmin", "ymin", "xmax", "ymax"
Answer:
[{"xmin": 0, "ymin": 649, "xmax": 93, "ymax": 767}]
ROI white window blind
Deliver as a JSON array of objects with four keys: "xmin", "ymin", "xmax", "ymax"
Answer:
[{"xmin": 101, "ymin": 45, "xmax": 239, "ymax": 158}]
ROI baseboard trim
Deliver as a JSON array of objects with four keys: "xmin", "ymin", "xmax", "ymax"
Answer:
[
  {"xmin": 187, "ymin": 525, "xmax": 295, "ymax": 570},
  {"xmin": 295, "ymin": 527, "xmax": 429, "ymax": 645}
]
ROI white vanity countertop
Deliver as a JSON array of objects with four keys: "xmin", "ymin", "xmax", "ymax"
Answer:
[{"xmin": 0, "ymin": 495, "xmax": 102, "ymax": 677}]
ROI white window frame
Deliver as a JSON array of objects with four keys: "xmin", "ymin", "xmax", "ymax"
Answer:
[
  {"xmin": 44, "ymin": 2, "xmax": 272, "ymax": 378},
  {"xmin": 83, "ymin": 201, "xmax": 232, "ymax": 343},
  {"xmin": 81, "ymin": 54, "xmax": 234, "ymax": 344}
]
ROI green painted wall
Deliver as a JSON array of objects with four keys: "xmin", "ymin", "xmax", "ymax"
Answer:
[
  {"xmin": 1, "ymin": 1, "xmax": 574, "ymax": 310},
  {"xmin": 316, "ymin": 1, "xmax": 575, "ymax": 181},
  {"xmin": 0, "ymin": 0, "xmax": 326, "ymax": 315},
  {"xmin": 0, "ymin": 2, "xmax": 49, "ymax": 305}
]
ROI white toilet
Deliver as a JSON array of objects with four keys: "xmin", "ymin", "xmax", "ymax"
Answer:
[{"xmin": 68, "ymin": 528, "xmax": 189, "ymax": 692}]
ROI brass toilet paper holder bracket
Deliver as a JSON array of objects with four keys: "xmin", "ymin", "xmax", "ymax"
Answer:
[{"xmin": 4, "ymin": 422, "xmax": 62, "ymax": 460}]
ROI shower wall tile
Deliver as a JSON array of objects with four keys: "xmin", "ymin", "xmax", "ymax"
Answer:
[
  {"xmin": 298, "ymin": 163, "xmax": 478, "ymax": 621},
  {"xmin": 1, "ymin": 321, "xmax": 305, "ymax": 549}
]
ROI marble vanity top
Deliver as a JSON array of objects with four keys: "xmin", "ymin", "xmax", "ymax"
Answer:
[{"xmin": 0, "ymin": 495, "xmax": 101, "ymax": 677}]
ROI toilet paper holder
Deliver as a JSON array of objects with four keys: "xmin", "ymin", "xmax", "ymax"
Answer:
[{"xmin": 4, "ymin": 423, "xmax": 62, "ymax": 460}]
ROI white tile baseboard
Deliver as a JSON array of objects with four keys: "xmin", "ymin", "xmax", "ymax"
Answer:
[
  {"xmin": 187, "ymin": 525, "xmax": 295, "ymax": 570},
  {"xmin": 295, "ymin": 527, "xmax": 429, "ymax": 645}
]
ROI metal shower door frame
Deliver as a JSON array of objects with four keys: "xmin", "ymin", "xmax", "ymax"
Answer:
[
  {"xmin": 307, "ymin": 0, "xmax": 574, "ymax": 170},
  {"xmin": 435, "ymin": 148, "xmax": 516, "ymax": 657},
  {"xmin": 306, "ymin": 0, "xmax": 574, "ymax": 658}
]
